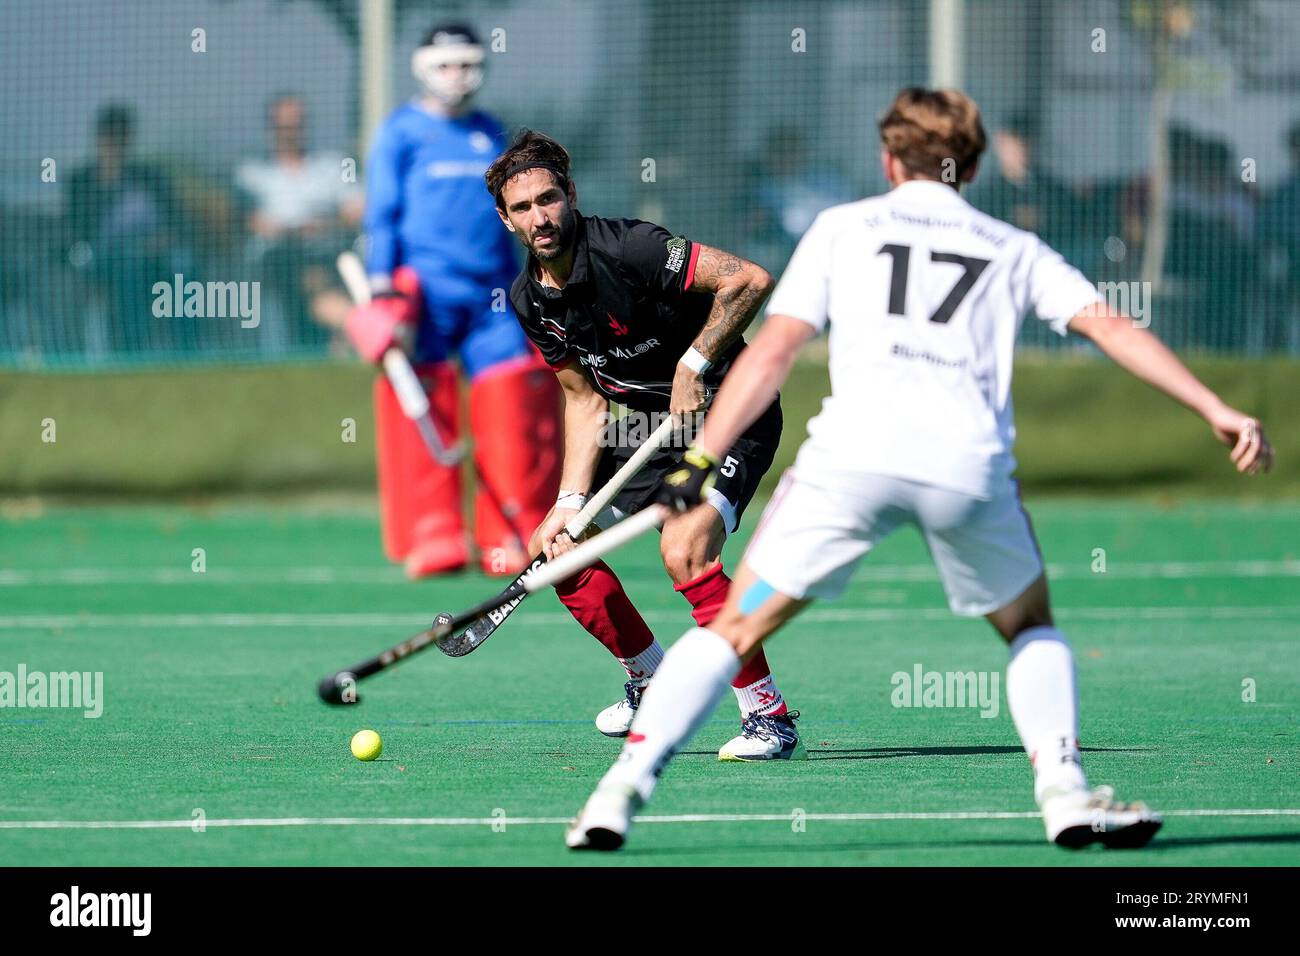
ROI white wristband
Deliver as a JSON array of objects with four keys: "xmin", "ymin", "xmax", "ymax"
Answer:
[
  {"xmin": 556, "ymin": 490, "xmax": 588, "ymax": 511},
  {"xmin": 679, "ymin": 347, "xmax": 713, "ymax": 373}
]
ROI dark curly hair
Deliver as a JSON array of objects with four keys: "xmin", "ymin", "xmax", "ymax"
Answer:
[{"xmin": 485, "ymin": 129, "xmax": 572, "ymax": 209}]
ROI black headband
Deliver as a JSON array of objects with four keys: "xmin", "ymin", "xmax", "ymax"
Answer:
[{"xmin": 497, "ymin": 161, "xmax": 568, "ymax": 198}]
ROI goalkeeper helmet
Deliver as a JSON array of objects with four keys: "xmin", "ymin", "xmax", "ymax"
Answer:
[{"xmin": 412, "ymin": 23, "xmax": 485, "ymax": 108}]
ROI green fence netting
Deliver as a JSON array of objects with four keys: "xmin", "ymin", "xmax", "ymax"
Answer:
[{"xmin": 2, "ymin": 0, "xmax": 1298, "ymax": 368}]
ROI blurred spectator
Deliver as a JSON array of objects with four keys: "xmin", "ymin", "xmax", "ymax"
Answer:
[
  {"xmin": 1121, "ymin": 126, "xmax": 1257, "ymax": 252},
  {"xmin": 742, "ymin": 124, "xmax": 854, "ymax": 272},
  {"xmin": 1262, "ymin": 122, "xmax": 1300, "ymax": 257},
  {"xmin": 235, "ymin": 94, "xmax": 362, "ymax": 354},
  {"xmin": 1260, "ymin": 121, "xmax": 1300, "ymax": 350},
  {"xmin": 969, "ymin": 114, "xmax": 1089, "ymax": 270},
  {"xmin": 65, "ymin": 104, "xmax": 184, "ymax": 356},
  {"xmin": 1168, "ymin": 127, "xmax": 1254, "ymax": 238},
  {"xmin": 1120, "ymin": 126, "xmax": 1258, "ymax": 348}
]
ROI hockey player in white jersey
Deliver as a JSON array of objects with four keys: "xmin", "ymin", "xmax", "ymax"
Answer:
[{"xmin": 567, "ymin": 87, "xmax": 1273, "ymax": 851}]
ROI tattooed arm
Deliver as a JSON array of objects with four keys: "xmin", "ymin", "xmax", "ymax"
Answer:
[
  {"xmin": 670, "ymin": 244, "xmax": 774, "ymax": 417},
  {"xmin": 687, "ymin": 245, "xmax": 774, "ymax": 360}
]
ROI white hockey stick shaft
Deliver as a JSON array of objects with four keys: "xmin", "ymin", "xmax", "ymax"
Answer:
[
  {"xmin": 563, "ymin": 413, "xmax": 678, "ymax": 538},
  {"xmin": 522, "ymin": 504, "xmax": 670, "ymax": 592}
]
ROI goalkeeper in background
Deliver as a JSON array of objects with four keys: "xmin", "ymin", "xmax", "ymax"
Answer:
[{"xmin": 346, "ymin": 22, "xmax": 561, "ymax": 578}]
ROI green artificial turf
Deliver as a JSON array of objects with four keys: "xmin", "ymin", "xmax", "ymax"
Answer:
[{"xmin": 0, "ymin": 498, "xmax": 1296, "ymax": 866}]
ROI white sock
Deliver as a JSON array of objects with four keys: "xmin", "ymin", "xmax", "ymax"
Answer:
[
  {"xmin": 617, "ymin": 640, "xmax": 664, "ymax": 684},
  {"xmin": 601, "ymin": 627, "xmax": 740, "ymax": 800},
  {"xmin": 1006, "ymin": 626, "xmax": 1087, "ymax": 803},
  {"xmin": 732, "ymin": 675, "xmax": 786, "ymax": 717}
]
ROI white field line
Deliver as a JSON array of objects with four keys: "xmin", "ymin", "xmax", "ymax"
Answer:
[
  {"xmin": 2, "ymin": 559, "xmax": 1299, "ymax": 587},
  {"xmin": 0, "ymin": 808, "xmax": 1297, "ymax": 831},
  {"xmin": 1, "ymin": 605, "xmax": 1298, "ymax": 631}
]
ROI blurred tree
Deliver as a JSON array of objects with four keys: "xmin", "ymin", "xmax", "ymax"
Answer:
[{"xmin": 1125, "ymin": 0, "xmax": 1268, "ymax": 289}]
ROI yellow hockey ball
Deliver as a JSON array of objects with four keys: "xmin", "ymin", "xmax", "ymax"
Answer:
[{"xmin": 350, "ymin": 729, "xmax": 383, "ymax": 761}]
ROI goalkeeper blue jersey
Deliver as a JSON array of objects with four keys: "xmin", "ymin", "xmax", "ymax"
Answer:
[{"xmin": 363, "ymin": 102, "xmax": 517, "ymax": 282}]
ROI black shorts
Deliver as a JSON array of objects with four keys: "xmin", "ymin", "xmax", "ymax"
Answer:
[{"xmin": 591, "ymin": 398, "xmax": 783, "ymax": 534}]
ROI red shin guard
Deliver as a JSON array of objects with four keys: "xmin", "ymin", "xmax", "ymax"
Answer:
[
  {"xmin": 555, "ymin": 560, "xmax": 656, "ymax": 659},
  {"xmin": 674, "ymin": 563, "xmax": 782, "ymax": 699},
  {"xmin": 373, "ymin": 362, "xmax": 466, "ymax": 575},
  {"xmin": 469, "ymin": 355, "xmax": 563, "ymax": 575}
]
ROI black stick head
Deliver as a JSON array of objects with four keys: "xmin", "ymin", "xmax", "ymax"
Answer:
[
  {"xmin": 317, "ymin": 671, "xmax": 359, "ymax": 705},
  {"xmin": 432, "ymin": 611, "xmax": 476, "ymax": 657}
]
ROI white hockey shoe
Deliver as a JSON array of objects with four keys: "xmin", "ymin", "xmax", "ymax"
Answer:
[
  {"xmin": 717, "ymin": 710, "xmax": 807, "ymax": 761},
  {"xmin": 594, "ymin": 679, "xmax": 648, "ymax": 737},
  {"xmin": 1041, "ymin": 784, "xmax": 1163, "ymax": 849},
  {"xmin": 566, "ymin": 782, "xmax": 642, "ymax": 851}
]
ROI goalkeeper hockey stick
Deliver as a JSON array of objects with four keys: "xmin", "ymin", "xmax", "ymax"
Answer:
[{"xmin": 336, "ymin": 251, "xmax": 463, "ymax": 466}]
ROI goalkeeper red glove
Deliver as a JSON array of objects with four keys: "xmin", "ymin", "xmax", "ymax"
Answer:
[{"xmin": 344, "ymin": 266, "xmax": 420, "ymax": 363}]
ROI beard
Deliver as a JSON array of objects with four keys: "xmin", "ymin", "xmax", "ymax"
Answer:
[{"xmin": 528, "ymin": 207, "xmax": 576, "ymax": 261}]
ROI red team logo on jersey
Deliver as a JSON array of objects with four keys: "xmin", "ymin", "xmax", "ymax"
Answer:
[{"xmin": 607, "ymin": 312, "xmax": 629, "ymax": 336}]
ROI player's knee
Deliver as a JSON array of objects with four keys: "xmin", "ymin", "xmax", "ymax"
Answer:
[
  {"xmin": 986, "ymin": 574, "xmax": 1053, "ymax": 642},
  {"xmin": 660, "ymin": 538, "xmax": 711, "ymax": 585},
  {"xmin": 989, "ymin": 604, "xmax": 1054, "ymax": 642}
]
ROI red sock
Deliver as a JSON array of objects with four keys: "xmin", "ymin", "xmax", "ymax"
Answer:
[
  {"xmin": 555, "ymin": 560, "xmax": 656, "ymax": 660},
  {"xmin": 674, "ymin": 564, "xmax": 787, "ymax": 713}
]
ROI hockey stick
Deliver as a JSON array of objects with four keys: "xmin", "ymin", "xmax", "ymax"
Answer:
[
  {"xmin": 317, "ymin": 414, "xmax": 679, "ymax": 703},
  {"xmin": 316, "ymin": 505, "xmax": 668, "ymax": 705},
  {"xmin": 336, "ymin": 251, "xmax": 463, "ymax": 466},
  {"xmin": 430, "ymin": 412, "xmax": 678, "ymax": 658}
]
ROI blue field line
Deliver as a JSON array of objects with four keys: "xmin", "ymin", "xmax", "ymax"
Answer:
[{"xmin": 367, "ymin": 717, "xmax": 870, "ymax": 727}]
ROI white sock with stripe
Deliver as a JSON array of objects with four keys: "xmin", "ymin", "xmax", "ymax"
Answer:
[
  {"xmin": 1006, "ymin": 626, "xmax": 1088, "ymax": 803},
  {"xmin": 601, "ymin": 627, "xmax": 740, "ymax": 800},
  {"xmin": 732, "ymin": 675, "xmax": 785, "ymax": 717},
  {"xmin": 617, "ymin": 640, "xmax": 664, "ymax": 684}
]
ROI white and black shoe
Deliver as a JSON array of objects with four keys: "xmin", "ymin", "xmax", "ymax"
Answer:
[
  {"xmin": 718, "ymin": 710, "xmax": 807, "ymax": 761},
  {"xmin": 1041, "ymin": 785, "xmax": 1163, "ymax": 849},
  {"xmin": 595, "ymin": 680, "xmax": 648, "ymax": 737},
  {"xmin": 566, "ymin": 782, "xmax": 642, "ymax": 851}
]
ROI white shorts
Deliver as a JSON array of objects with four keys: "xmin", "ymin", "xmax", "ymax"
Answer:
[{"xmin": 744, "ymin": 468, "xmax": 1044, "ymax": 617}]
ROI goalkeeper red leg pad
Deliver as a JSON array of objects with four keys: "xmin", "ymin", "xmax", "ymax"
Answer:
[
  {"xmin": 469, "ymin": 356, "xmax": 563, "ymax": 575},
  {"xmin": 373, "ymin": 362, "xmax": 467, "ymax": 576}
]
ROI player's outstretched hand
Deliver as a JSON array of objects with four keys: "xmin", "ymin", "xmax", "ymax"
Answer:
[
  {"xmin": 659, "ymin": 445, "xmax": 719, "ymax": 512},
  {"xmin": 1207, "ymin": 404, "xmax": 1273, "ymax": 475}
]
